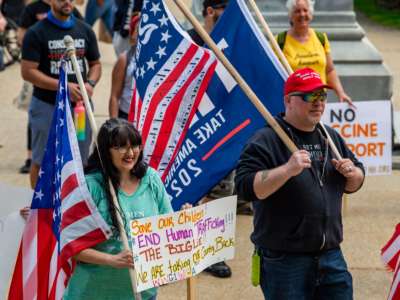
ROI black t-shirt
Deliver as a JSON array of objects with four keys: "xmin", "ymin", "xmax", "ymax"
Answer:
[
  {"xmin": 284, "ymin": 120, "xmax": 328, "ymax": 184},
  {"xmin": 113, "ymin": 0, "xmax": 142, "ymax": 36},
  {"xmin": 1, "ymin": 0, "xmax": 25, "ymax": 24},
  {"xmin": 22, "ymin": 18, "xmax": 100, "ymax": 105},
  {"xmin": 187, "ymin": 28, "xmax": 204, "ymax": 46},
  {"xmin": 19, "ymin": 1, "xmax": 83, "ymax": 28}
]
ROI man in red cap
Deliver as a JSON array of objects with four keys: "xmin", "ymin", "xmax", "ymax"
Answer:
[{"xmin": 235, "ymin": 68, "xmax": 365, "ymax": 299}]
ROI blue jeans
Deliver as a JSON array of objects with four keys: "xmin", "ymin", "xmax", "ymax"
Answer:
[
  {"xmin": 28, "ymin": 96, "xmax": 93, "ymax": 166},
  {"xmin": 0, "ymin": 47, "xmax": 4, "ymax": 70},
  {"xmin": 260, "ymin": 247, "xmax": 353, "ymax": 300},
  {"xmin": 84, "ymin": 0, "xmax": 114, "ymax": 34}
]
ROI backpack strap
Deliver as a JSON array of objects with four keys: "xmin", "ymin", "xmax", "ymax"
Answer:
[
  {"xmin": 277, "ymin": 31, "xmax": 287, "ymax": 50},
  {"xmin": 278, "ymin": 30, "xmax": 326, "ymax": 49},
  {"xmin": 315, "ymin": 30, "xmax": 326, "ymax": 47}
]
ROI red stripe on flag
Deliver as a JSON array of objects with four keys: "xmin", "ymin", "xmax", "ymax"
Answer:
[
  {"xmin": 59, "ymin": 228, "xmax": 108, "ymax": 264},
  {"xmin": 161, "ymin": 58, "xmax": 217, "ymax": 181},
  {"xmin": 389, "ymin": 262, "xmax": 400, "ymax": 300},
  {"xmin": 128, "ymin": 81, "xmax": 137, "ymax": 123},
  {"xmin": 202, "ymin": 119, "xmax": 251, "ymax": 161},
  {"xmin": 37, "ymin": 209, "xmax": 57, "ymax": 300},
  {"xmin": 61, "ymin": 174, "xmax": 78, "ymax": 200},
  {"xmin": 7, "ymin": 242, "xmax": 23, "ymax": 300},
  {"xmin": 60, "ymin": 201, "xmax": 91, "ymax": 231},
  {"xmin": 141, "ymin": 44, "xmax": 198, "ymax": 145},
  {"xmin": 382, "ymin": 223, "xmax": 400, "ymax": 271},
  {"xmin": 136, "ymin": 98, "xmax": 142, "ymax": 128},
  {"xmin": 149, "ymin": 51, "xmax": 211, "ymax": 169},
  {"xmin": 47, "ymin": 255, "xmax": 74, "ymax": 300}
]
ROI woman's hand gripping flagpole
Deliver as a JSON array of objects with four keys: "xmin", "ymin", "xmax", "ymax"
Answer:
[{"xmin": 63, "ymin": 35, "xmax": 142, "ymax": 300}]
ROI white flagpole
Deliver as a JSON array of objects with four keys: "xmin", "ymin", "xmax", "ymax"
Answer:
[
  {"xmin": 247, "ymin": 0, "xmax": 343, "ymax": 160},
  {"xmin": 63, "ymin": 35, "xmax": 142, "ymax": 300},
  {"xmin": 173, "ymin": 0, "xmax": 298, "ymax": 153}
]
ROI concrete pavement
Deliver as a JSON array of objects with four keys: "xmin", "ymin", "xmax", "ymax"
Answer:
[{"xmin": 0, "ymin": 11, "xmax": 399, "ymax": 300}]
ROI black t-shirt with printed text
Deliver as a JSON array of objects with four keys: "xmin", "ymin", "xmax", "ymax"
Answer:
[
  {"xmin": 284, "ymin": 120, "xmax": 328, "ymax": 184},
  {"xmin": 21, "ymin": 18, "xmax": 100, "ymax": 105},
  {"xmin": 19, "ymin": 1, "xmax": 83, "ymax": 28}
]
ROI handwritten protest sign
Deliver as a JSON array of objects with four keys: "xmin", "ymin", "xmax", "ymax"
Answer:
[
  {"xmin": 130, "ymin": 196, "xmax": 237, "ymax": 292},
  {"xmin": 322, "ymin": 101, "xmax": 392, "ymax": 175}
]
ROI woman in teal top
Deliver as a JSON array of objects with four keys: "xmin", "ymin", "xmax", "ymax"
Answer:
[{"xmin": 64, "ymin": 118, "xmax": 173, "ymax": 300}]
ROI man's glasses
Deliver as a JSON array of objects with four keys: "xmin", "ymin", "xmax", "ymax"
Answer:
[
  {"xmin": 289, "ymin": 91, "xmax": 328, "ymax": 103},
  {"xmin": 212, "ymin": 4, "xmax": 227, "ymax": 9},
  {"xmin": 112, "ymin": 145, "xmax": 140, "ymax": 154}
]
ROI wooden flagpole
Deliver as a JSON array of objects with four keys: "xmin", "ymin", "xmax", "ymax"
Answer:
[
  {"xmin": 247, "ymin": 0, "xmax": 349, "ymax": 213},
  {"xmin": 171, "ymin": 2, "xmax": 294, "ymax": 299},
  {"xmin": 173, "ymin": 0, "xmax": 298, "ymax": 153},
  {"xmin": 247, "ymin": 0, "xmax": 343, "ymax": 161},
  {"xmin": 187, "ymin": 277, "xmax": 196, "ymax": 300},
  {"xmin": 63, "ymin": 35, "xmax": 142, "ymax": 300}
]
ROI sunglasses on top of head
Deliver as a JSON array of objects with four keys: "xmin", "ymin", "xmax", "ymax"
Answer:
[{"xmin": 289, "ymin": 90, "xmax": 328, "ymax": 103}]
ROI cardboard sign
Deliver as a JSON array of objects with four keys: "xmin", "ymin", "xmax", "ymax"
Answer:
[
  {"xmin": 0, "ymin": 212, "xmax": 26, "ymax": 298},
  {"xmin": 130, "ymin": 196, "xmax": 237, "ymax": 292},
  {"xmin": 322, "ymin": 101, "xmax": 392, "ymax": 175}
]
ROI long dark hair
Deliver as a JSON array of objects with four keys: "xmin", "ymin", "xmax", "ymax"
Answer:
[{"xmin": 85, "ymin": 118, "xmax": 148, "ymax": 232}]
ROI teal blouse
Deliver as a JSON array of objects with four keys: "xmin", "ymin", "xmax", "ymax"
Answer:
[{"xmin": 63, "ymin": 167, "xmax": 173, "ymax": 300}]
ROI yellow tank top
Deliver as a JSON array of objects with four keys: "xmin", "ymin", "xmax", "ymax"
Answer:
[{"xmin": 280, "ymin": 28, "xmax": 331, "ymax": 83}]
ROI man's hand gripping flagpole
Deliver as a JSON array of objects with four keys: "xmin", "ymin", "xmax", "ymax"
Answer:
[
  {"xmin": 245, "ymin": 0, "xmax": 351, "ymax": 214},
  {"xmin": 173, "ymin": 0, "xmax": 298, "ymax": 153},
  {"xmin": 63, "ymin": 35, "xmax": 142, "ymax": 300}
]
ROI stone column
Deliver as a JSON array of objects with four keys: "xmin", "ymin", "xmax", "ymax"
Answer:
[{"xmin": 192, "ymin": 0, "xmax": 392, "ymax": 102}]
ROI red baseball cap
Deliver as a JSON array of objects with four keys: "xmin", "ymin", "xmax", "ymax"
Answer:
[{"xmin": 284, "ymin": 68, "xmax": 332, "ymax": 96}]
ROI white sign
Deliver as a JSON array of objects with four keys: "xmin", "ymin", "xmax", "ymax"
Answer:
[
  {"xmin": 130, "ymin": 196, "xmax": 237, "ymax": 292},
  {"xmin": 0, "ymin": 212, "xmax": 26, "ymax": 299},
  {"xmin": 322, "ymin": 101, "xmax": 392, "ymax": 175}
]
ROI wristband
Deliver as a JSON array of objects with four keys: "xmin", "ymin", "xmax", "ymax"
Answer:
[{"xmin": 87, "ymin": 79, "xmax": 96, "ymax": 88}]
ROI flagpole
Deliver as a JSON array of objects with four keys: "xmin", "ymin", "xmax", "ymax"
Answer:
[
  {"xmin": 187, "ymin": 277, "xmax": 195, "ymax": 300},
  {"xmin": 247, "ymin": 0, "xmax": 349, "ymax": 212},
  {"xmin": 247, "ymin": 0, "xmax": 343, "ymax": 160},
  {"xmin": 173, "ymin": 0, "xmax": 298, "ymax": 153},
  {"xmin": 63, "ymin": 35, "xmax": 142, "ymax": 300}
]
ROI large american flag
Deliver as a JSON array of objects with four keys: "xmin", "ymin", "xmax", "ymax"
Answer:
[
  {"xmin": 8, "ymin": 62, "xmax": 111, "ymax": 300},
  {"xmin": 382, "ymin": 224, "xmax": 400, "ymax": 300},
  {"xmin": 132, "ymin": 0, "xmax": 217, "ymax": 179}
]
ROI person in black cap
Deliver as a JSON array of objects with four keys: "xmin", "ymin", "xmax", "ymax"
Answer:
[
  {"xmin": 188, "ymin": 0, "xmax": 233, "ymax": 280},
  {"xmin": 188, "ymin": 0, "xmax": 228, "ymax": 46}
]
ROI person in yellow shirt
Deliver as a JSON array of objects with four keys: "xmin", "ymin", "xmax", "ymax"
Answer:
[{"xmin": 277, "ymin": 0, "xmax": 352, "ymax": 105}]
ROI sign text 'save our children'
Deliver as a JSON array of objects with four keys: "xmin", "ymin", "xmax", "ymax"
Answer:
[{"xmin": 130, "ymin": 196, "xmax": 237, "ymax": 292}]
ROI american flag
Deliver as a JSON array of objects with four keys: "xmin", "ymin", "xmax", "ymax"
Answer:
[
  {"xmin": 8, "ymin": 62, "xmax": 111, "ymax": 300},
  {"xmin": 382, "ymin": 224, "xmax": 400, "ymax": 300},
  {"xmin": 132, "ymin": 0, "xmax": 217, "ymax": 179}
]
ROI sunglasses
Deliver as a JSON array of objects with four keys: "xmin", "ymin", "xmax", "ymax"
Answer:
[
  {"xmin": 289, "ymin": 91, "xmax": 328, "ymax": 103},
  {"xmin": 211, "ymin": 3, "xmax": 227, "ymax": 9},
  {"xmin": 112, "ymin": 145, "xmax": 140, "ymax": 154}
]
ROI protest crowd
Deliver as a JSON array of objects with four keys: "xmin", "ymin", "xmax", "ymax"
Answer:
[{"xmin": 1, "ymin": 0, "xmax": 399, "ymax": 299}]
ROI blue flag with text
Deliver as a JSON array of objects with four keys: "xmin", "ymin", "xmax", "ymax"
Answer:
[{"xmin": 164, "ymin": 0, "xmax": 288, "ymax": 210}]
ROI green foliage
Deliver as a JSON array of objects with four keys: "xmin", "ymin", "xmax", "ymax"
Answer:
[{"xmin": 354, "ymin": 0, "xmax": 400, "ymax": 29}]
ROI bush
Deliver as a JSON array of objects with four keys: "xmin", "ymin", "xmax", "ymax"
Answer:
[{"xmin": 375, "ymin": 0, "xmax": 400, "ymax": 9}]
